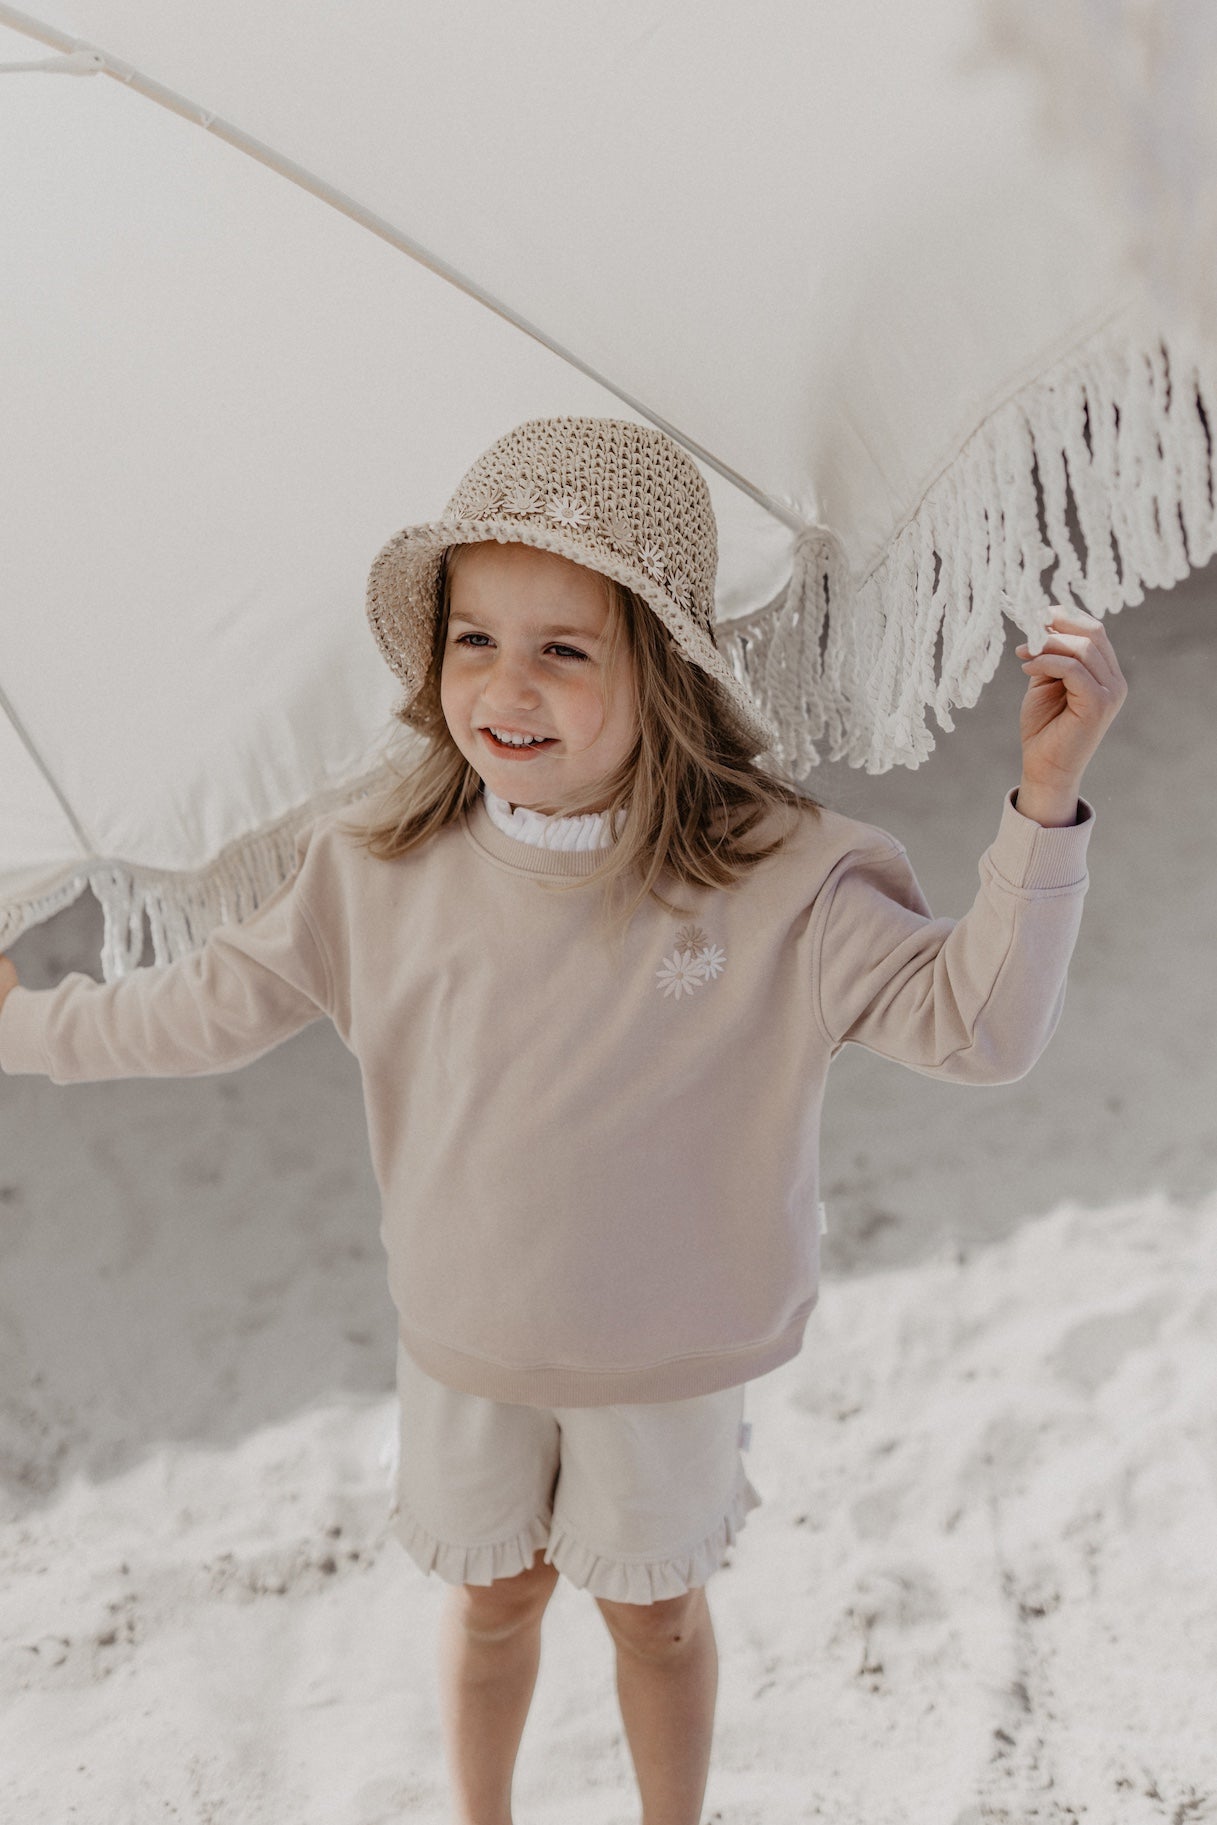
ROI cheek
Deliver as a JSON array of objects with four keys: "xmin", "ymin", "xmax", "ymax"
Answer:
[
  {"xmin": 438, "ymin": 654, "xmax": 463, "ymax": 703},
  {"xmin": 576, "ymin": 678, "xmax": 605, "ymax": 719},
  {"xmin": 438, "ymin": 658, "xmax": 469, "ymax": 729},
  {"xmin": 589, "ymin": 682, "xmax": 615, "ymax": 735}
]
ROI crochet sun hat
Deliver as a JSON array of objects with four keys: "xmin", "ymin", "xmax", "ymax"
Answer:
[{"xmin": 365, "ymin": 415, "xmax": 780, "ymax": 759}]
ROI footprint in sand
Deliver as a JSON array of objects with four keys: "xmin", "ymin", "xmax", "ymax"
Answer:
[
  {"xmin": 845, "ymin": 1559, "xmax": 950, "ymax": 1631},
  {"xmin": 1046, "ymin": 1293, "xmax": 1172, "ymax": 1397}
]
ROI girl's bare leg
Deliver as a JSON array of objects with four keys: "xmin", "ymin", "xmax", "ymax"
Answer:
[
  {"xmin": 438, "ymin": 1551, "xmax": 560, "ymax": 1825},
  {"xmin": 595, "ymin": 1584, "xmax": 718, "ymax": 1825}
]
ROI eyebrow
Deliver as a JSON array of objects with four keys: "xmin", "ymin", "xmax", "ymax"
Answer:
[{"xmin": 447, "ymin": 612, "xmax": 604, "ymax": 640}]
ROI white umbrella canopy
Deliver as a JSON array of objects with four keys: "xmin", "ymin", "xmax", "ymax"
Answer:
[{"xmin": 1, "ymin": 0, "xmax": 1213, "ymax": 980}]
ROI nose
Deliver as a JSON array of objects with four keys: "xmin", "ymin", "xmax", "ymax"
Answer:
[{"xmin": 481, "ymin": 648, "xmax": 543, "ymax": 712}]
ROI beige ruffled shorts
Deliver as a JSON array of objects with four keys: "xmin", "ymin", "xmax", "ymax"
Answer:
[{"xmin": 388, "ymin": 1341, "xmax": 763, "ymax": 1604}]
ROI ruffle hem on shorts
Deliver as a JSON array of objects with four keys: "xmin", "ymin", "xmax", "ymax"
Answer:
[
  {"xmin": 544, "ymin": 1465, "xmax": 763, "ymax": 1603},
  {"xmin": 390, "ymin": 1504, "xmax": 553, "ymax": 1587},
  {"xmin": 389, "ymin": 1464, "xmax": 763, "ymax": 1602}
]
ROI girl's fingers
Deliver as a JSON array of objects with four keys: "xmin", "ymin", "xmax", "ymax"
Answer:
[
  {"xmin": 1020, "ymin": 653, "xmax": 1091, "ymax": 679},
  {"xmin": 1014, "ymin": 617, "xmax": 1125, "ymax": 695},
  {"xmin": 1018, "ymin": 630, "xmax": 1115, "ymax": 687},
  {"xmin": 1019, "ymin": 652, "xmax": 1126, "ymax": 725},
  {"xmin": 1020, "ymin": 651, "xmax": 1106, "ymax": 686}
]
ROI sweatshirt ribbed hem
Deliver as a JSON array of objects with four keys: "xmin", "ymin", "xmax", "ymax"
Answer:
[{"xmin": 398, "ymin": 1300, "xmax": 817, "ymax": 1406}]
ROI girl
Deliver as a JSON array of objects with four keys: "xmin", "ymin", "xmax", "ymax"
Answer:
[{"xmin": 0, "ymin": 415, "xmax": 1126, "ymax": 1825}]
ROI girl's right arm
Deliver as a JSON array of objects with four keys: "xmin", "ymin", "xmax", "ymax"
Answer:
[{"xmin": 0, "ymin": 821, "xmax": 334, "ymax": 1085}]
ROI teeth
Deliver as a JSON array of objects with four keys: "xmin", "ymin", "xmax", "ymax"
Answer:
[{"xmin": 490, "ymin": 728, "xmax": 546, "ymax": 746}]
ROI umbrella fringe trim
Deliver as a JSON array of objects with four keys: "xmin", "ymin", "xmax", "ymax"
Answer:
[
  {"xmin": 1, "ymin": 766, "xmax": 393, "ymax": 983},
  {"xmin": 0, "ymin": 877, "xmax": 95, "ymax": 959},
  {"xmin": 5, "ymin": 314, "xmax": 1212, "ymax": 971},
  {"xmin": 725, "ymin": 313, "xmax": 1216, "ymax": 777},
  {"xmin": 91, "ymin": 768, "xmax": 394, "ymax": 982}
]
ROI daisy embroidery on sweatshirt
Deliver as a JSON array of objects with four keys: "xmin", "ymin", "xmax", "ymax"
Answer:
[{"xmin": 655, "ymin": 925, "xmax": 727, "ymax": 1000}]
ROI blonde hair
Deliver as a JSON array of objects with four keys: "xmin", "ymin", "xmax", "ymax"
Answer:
[{"xmin": 337, "ymin": 542, "xmax": 826, "ymax": 935}]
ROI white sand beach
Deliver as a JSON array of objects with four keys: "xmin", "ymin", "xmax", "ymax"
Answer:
[{"xmin": 2, "ymin": 562, "xmax": 1214, "ymax": 1823}]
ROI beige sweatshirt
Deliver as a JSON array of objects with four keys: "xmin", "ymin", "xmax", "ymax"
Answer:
[{"xmin": 0, "ymin": 784, "xmax": 1095, "ymax": 1405}]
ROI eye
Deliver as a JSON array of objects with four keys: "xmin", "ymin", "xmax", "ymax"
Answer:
[{"xmin": 452, "ymin": 634, "xmax": 589, "ymax": 661}]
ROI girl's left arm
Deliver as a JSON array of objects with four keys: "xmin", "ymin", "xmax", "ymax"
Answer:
[{"xmin": 812, "ymin": 605, "xmax": 1127, "ymax": 1085}]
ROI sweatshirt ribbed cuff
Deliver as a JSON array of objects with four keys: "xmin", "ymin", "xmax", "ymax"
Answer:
[
  {"xmin": 0, "ymin": 987, "xmax": 51, "ymax": 1077},
  {"xmin": 987, "ymin": 786, "xmax": 1095, "ymax": 891}
]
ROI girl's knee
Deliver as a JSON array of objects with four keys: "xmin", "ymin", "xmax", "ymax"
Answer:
[
  {"xmin": 595, "ymin": 1583, "xmax": 709, "ymax": 1661},
  {"xmin": 454, "ymin": 1550, "xmax": 559, "ymax": 1641}
]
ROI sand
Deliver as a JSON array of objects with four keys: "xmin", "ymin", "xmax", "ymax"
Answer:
[{"xmin": 2, "ymin": 560, "xmax": 1214, "ymax": 1823}]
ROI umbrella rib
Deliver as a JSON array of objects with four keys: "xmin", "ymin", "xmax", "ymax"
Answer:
[
  {"xmin": 0, "ymin": 680, "xmax": 98, "ymax": 859},
  {"xmin": 0, "ymin": 5, "xmax": 817, "ymax": 540}
]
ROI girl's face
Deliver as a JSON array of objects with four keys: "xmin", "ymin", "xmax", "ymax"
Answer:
[{"xmin": 440, "ymin": 541, "xmax": 638, "ymax": 816}]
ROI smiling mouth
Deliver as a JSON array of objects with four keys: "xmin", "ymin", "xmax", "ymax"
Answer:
[{"xmin": 481, "ymin": 727, "xmax": 558, "ymax": 754}]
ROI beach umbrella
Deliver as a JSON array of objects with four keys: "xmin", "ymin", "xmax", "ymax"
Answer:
[{"xmin": 1, "ymin": 0, "xmax": 1213, "ymax": 981}]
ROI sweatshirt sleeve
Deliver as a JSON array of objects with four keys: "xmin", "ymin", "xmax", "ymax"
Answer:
[
  {"xmin": 811, "ymin": 787, "xmax": 1095, "ymax": 1085},
  {"xmin": 0, "ymin": 819, "xmax": 334, "ymax": 1084}
]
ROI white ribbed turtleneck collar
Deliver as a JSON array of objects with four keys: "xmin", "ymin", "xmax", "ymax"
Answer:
[{"xmin": 482, "ymin": 787, "xmax": 625, "ymax": 852}]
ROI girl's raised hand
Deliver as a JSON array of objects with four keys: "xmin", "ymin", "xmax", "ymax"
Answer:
[
  {"xmin": 1014, "ymin": 606, "xmax": 1128, "ymax": 791},
  {"xmin": 0, "ymin": 953, "xmax": 19, "ymax": 1017}
]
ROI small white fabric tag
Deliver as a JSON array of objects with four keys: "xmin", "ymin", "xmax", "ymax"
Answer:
[
  {"xmin": 738, "ymin": 1420, "xmax": 752, "ymax": 1451},
  {"xmin": 817, "ymin": 1200, "xmax": 829, "ymax": 1236}
]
